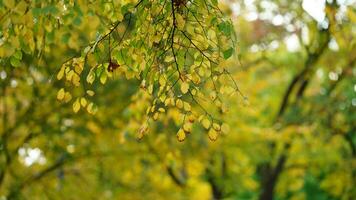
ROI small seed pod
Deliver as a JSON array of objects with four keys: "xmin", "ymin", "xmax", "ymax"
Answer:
[{"xmin": 107, "ymin": 61, "xmax": 120, "ymax": 72}]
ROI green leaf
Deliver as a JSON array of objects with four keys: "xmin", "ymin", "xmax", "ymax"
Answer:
[
  {"xmin": 211, "ymin": 0, "xmax": 218, "ymax": 6},
  {"xmin": 96, "ymin": 65, "xmax": 104, "ymax": 77},
  {"xmin": 10, "ymin": 57, "xmax": 21, "ymax": 67},
  {"xmin": 14, "ymin": 51, "xmax": 23, "ymax": 60},
  {"xmin": 218, "ymin": 21, "xmax": 232, "ymax": 36},
  {"xmin": 223, "ymin": 48, "xmax": 234, "ymax": 59}
]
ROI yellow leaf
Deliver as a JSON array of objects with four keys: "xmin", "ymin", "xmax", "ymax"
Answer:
[
  {"xmin": 140, "ymin": 123, "xmax": 149, "ymax": 133},
  {"xmin": 73, "ymin": 98, "xmax": 80, "ymax": 113},
  {"xmin": 164, "ymin": 98, "xmax": 170, "ymax": 106},
  {"xmin": 87, "ymin": 102, "xmax": 97, "ymax": 115},
  {"xmin": 80, "ymin": 98, "xmax": 87, "ymax": 107},
  {"xmin": 192, "ymin": 73, "xmax": 201, "ymax": 84},
  {"xmin": 201, "ymin": 118, "xmax": 211, "ymax": 129},
  {"xmin": 137, "ymin": 131, "xmax": 144, "ymax": 140},
  {"xmin": 86, "ymin": 70, "xmax": 95, "ymax": 84},
  {"xmin": 210, "ymin": 91, "xmax": 217, "ymax": 101},
  {"xmin": 159, "ymin": 76, "xmax": 166, "ymax": 86},
  {"xmin": 183, "ymin": 102, "xmax": 191, "ymax": 112},
  {"xmin": 221, "ymin": 103, "xmax": 228, "ymax": 113},
  {"xmin": 170, "ymin": 98, "xmax": 175, "ymax": 106},
  {"xmin": 137, "ymin": 123, "xmax": 148, "ymax": 140},
  {"xmin": 187, "ymin": 24, "xmax": 195, "ymax": 35},
  {"xmin": 213, "ymin": 123, "xmax": 221, "ymax": 131},
  {"xmin": 183, "ymin": 123, "xmax": 192, "ymax": 133},
  {"xmin": 15, "ymin": 0, "xmax": 27, "ymax": 14},
  {"xmin": 181, "ymin": 82, "xmax": 189, "ymax": 94},
  {"xmin": 164, "ymin": 56, "xmax": 174, "ymax": 63},
  {"xmin": 177, "ymin": 129, "xmax": 186, "ymax": 142},
  {"xmin": 176, "ymin": 13, "xmax": 185, "ymax": 30},
  {"xmin": 86, "ymin": 90, "xmax": 95, "ymax": 96},
  {"xmin": 74, "ymin": 63, "xmax": 83, "ymax": 74},
  {"xmin": 140, "ymin": 79, "xmax": 146, "ymax": 89},
  {"xmin": 148, "ymin": 85, "xmax": 153, "ymax": 94},
  {"xmin": 87, "ymin": 102, "xmax": 93, "ymax": 114},
  {"xmin": 57, "ymin": 68, "xmax": 64, "ymax": 80},
  {"xmin": 187, "ymin": 114, "xmax": 196, "ymax": 123},
  {"xmin": 57, "ymin": 88, "xmax": 65, "ymax": 101},
  {"xmin": 176, "ymin": 99, "xmax": 183, "ymax": 109},
  {"xmin": 347, "ymin": 8, "xmax": 356, "ymax": 23},
  {"xmin": 220, "ymin": 86, "xmax": 234, "ymax": 94},
  {"xmin": 64, "ymin": 92, "xmax": 72, "ymax": 103},
  {"xmin": 72, "ymin": 74, "xmax": 80, "ymax": 87},
  {"xmin": 66, "ymin": 70, "xmax": 74, "ymax": 81},
  {"xmin": 208, "ymin": 129, "xmax": 218, "ymax": 141},
  {"xmin": 150, "ymin": 106, "xmax": 156, "ymax": 113},
  {"xmin": 153, "ymin": 112, "xmax": 159, "ymax": 121}
]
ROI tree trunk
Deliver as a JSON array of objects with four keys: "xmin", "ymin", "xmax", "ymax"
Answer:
[{"xmin": 259, "ymin": 155, "xmax": 287, "ymax": 200}]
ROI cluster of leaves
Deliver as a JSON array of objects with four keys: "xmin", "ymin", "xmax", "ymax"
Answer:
[{"xmin": 55, "ymin": 0, "xmax": 240, "ymax": 141}]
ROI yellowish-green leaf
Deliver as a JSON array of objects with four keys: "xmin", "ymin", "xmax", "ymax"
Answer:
[
  {"xmin": 187, "ymin": 24, "xmax": 195, "ymax": 35},
  {"xmin": 176, "ymin": 99, "xmax": 183, "ymax": 109},
  {"xmin": 4, "ymin": 0, "xmax": 15, "ymax": 8},
  {"xmin": 181, "ymin": 82, "xmax": 189, "ymax": 94},
  {"xmin": 159, "ymin": 76, "xmax": 166, "ymax": 86},
  {"xmin": 164, "ymin": 98, "xmax": 170, "ymax": 106},
  {"xmin": 176, "ymin": 13, "xmax": 185, "ymax": 30},
  {"xmin": 188, "ymin": 114, "xmax": 196, "ymax": 123},
  {"xmin": 86, "ymin": 90, "xmax": 95, "ymax": 96},
  {"xmin": 153, "ymin": 112, "xmax": 159, "ymax": 121},
  {"xmin": 213, "ymin": 123, "xmax": 221, "ymax": 131},
  {"xmin": 80, "ymin": 98, "xmax": 87, "ymax": 107},
  {"xmin": 86, "ymin": 71, "xmax": 95, "ymax": 84},
  {"xmin": 87, "ymin": 102, "xmax": 97, "ymax": 115},
  {"xmin": 72, "ymin": 74, "xmax": 80, "ymax": 87},
  {"xmin": 66, "ymin": 70, "xmax": 74, "ymax": 81},
  {"xmin": 183, "ymin": 123, "xmax": 192, "ymax": 133},
  {"xmin": 73, "ymin": 98, "xmax": 81, "ymax": 113},
  {"xmin": 164, "ymin": 56, "xmax": 174, "ymax": 63},
  {"xmin": 202, "ymin": 118, "xmax": 211, "ymax": 129},
  {"xmin": 74, "ymin": 64, "xmax": 83, "ymax": 74},
  {"xmin": 57, "ymin": 69, "xmax": 64, "ymax": 80},
  {"xmin": 64, "ymin": 92, "xmax": 72, "ymax": 103},
  {"xmin": 210, "ymin": 91, "xmax": 217, "ymax": 101},
  {"xmin": 100, "ymin": 72, "xmax": 107, "ymax": 84},
  {"xmin": 137, "ymin": 123, "xmax": 148, "ymax": 140},
  {"xmin": 347, "ymin": 7, "xmax": 356, "ymax": 23},
  {"xmin": 183, "ymin": 102, "xmax": 191, "ymax": 112},
  {"xmin": 177, "ymin": 129, "xmax": 186, "ymax": 142},
  {"xmin": 148, "ymin": 85, "xmax": 153, "ymax": 94},
  {"xmin": 208, "ymin": 129, "xmax": 218, "ymax": 141},
  {"xmin": 57, "ymin": 88, "xmax": 65, "ymax": 101}
]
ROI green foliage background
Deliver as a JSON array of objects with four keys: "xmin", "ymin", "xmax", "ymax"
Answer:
[{"xmin": 0, "ymin": 0, "xmax": 355, "ymax": 199}]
